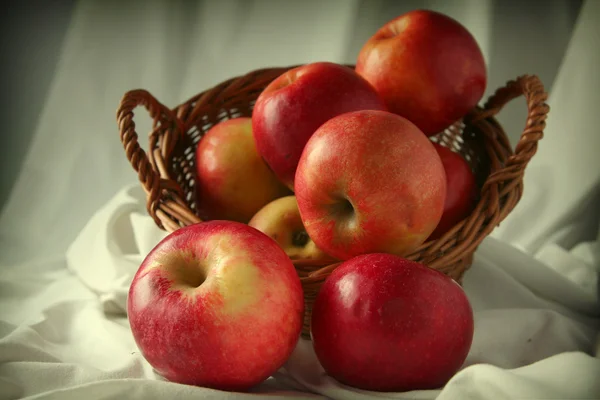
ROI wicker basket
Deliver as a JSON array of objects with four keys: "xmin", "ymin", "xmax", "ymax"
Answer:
[{"xmin": 117, "ymin": 66, "xmax": 549, "ymax": 338}]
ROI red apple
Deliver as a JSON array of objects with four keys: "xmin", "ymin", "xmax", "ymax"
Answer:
[
  {"xmin": 252, "ymin": 61, "xmax": 387, "ymax": 189},
  {"xmin": 195, "ymin": 117, "xmax": 291, "ymax": 223},
  {"xmin": 248, "ymin": 195, "xmax": 334, "ymax": 263},
  {"xmin": 311, "ymin": 253, "xmax": 474, "ymax": 391},
  {"xmin": 127, "ymin": 221, "xmax": 304, "ymax": 391},
  {"xmin": 295, "ymin": 109, "xmax": 446, "ymax": 260},
  {"xmin": 428, "ymin": 143, "xmax": 478, "ymax": 240},
  {"xmin": 356, "ymin": 10, "xmax": 487, "ymax": 136}
]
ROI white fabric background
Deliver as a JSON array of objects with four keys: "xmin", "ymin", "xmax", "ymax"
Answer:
[{"xmin": 1, "ymin": 0, "xmax": 599, "ymax": 399}]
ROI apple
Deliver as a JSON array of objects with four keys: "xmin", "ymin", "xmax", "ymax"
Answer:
[
  {"xmin": 356, "ymin": 9, "xmax": 487, "ymax": 136},
  {"xmin": 127, "ymin": 220, "xmax": 304, "ymax": 391},
  {"xmin": 252, "ymin": 61, "xmax": 387, "ymax": 189},
  {"xmin": 248, "ymin": 195, "xmax": 334, "ymax": 263},
  {"xmin": 428, "ymin": 143, "xmax": 478, "ymax": 240},
  {"xmin": 295, "ymin": 109, "xmax": 446, "ymax": 260},
  {"xmin": 195, "ymin": 117, "xmax": 291, "ymax": 223},
  {"xmin": 311, "ymin": 253, "xmax": 474, "ymax": 391}
]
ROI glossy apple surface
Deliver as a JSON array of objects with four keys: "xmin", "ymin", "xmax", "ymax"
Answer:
[
  {"xmin": 127, "ymin": 221, "xmax": 304, "ymax": 391},
  {"xmin": 356, "ymin": 10, "xmax": 487, "ymax": 136},
  {"xmin": 195, "ymin": 117, "xmax": 291, "ymax": 223},
  {"xmin": 311, "ymin": 253, "xmax": 474, "ymax": 391},
  {"xmin": 252, "ymin": 61, "xmax": 387, "ymax": 189},
  {"xmin": 295, "ymin": 109, "xmax": 446, "ymax": 260},
  {"xmin": 428, "ymin": 143, "xmax": 478, "ymax": 240},
  {"xmin": 248, "ymin": 195, "xmax": 333, "ymax": 263}
]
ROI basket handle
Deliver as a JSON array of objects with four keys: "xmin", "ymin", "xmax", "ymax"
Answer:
[
  {"xmin": 116, "ymin": 89, "xmax": 186, "ymax": 228},
  {"xmin": 463, "ymin": 74, "xmax": 549, "ymax": 242},
  {"xmin": 472, "ymin": 75, "xmax": 550, "ymax": 185}
]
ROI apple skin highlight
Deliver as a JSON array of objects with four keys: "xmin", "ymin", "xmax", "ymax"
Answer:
[
  {"xmin": 295, "ymin": 109, "xmax": 447, "ymax": 260},
  {"xmin": 127, "ymin": 221, "xmax": 304, "ymax": 391},
  {"xmin": 356, "ymin": 9, "xmax": 487, "ymax": 136},
  {"xmin": 427, "ymin": 143, "xmax": 478, "ymax": 240},
  {"xmin": 248, "ymin": 195, "xmax": 333, "ymax": 262},
  {"xmin": 311, "ymin": 253, "xmax": 474, "ymax": 392},
  {"xmin": 252, "ymin": 61, "xmax": 387, "ymax": 189},
  {"xmin": 195, "ymin": 117, "xmax": 291, "ymax": 223}
]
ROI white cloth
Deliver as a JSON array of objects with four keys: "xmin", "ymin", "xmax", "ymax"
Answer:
[
  {"xmin": 490, "ymin": 0, "xmax": 600, "ymax": 256},
  {"xmin": 0, "ymin": 183, "xmax": 598, "ymax": 399},
  {"xmin": 1, "ymin": 0, "xmax": 600, "ymax": 399},
  {"xmin": 0, "ymin": 0, "xmax": 580, "ymax": 265}
]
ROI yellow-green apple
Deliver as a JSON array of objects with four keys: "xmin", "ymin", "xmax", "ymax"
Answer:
[
  {"xmin": 195, "ymin": 117, "xmax": 291, "ymax": 223},
  {"xmin": 311, "ymin": 253, "xmax": 474, "ymax": 391},
  {"xmin": 427, "ymin": 143, "xmax": 478, "ymax": 240},
  {"xmin": 248, "ymin": 195, "xmax": 334, "ymax": 263},
  {"xmin": 251, "ymin": 61, "xmax": 387, "ymax": 189},
  {"xmin": 127, "ymin": 220, "xmax": 304, "ymax": 391},
  {"xmin": 356, "ymin": 10, "xmax": 487, "ymax": 136},
  {"xmin": 295, "ymin": 109, "xmax": 446, "ymax": 260}
]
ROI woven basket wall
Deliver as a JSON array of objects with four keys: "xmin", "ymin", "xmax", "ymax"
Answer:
[{"xmin": 117, "ymin": 66, "xmax": 549, "ymax": 338}]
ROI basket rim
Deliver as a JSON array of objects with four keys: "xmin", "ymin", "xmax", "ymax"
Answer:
[{"xmin": 116, "ymin": 67, "xmax": 549, "ymax": 281}]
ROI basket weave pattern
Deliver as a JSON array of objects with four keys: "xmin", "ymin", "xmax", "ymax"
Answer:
[{"xmin": 117, "ymin": 67, "xmax": 549, "ymax": 338}]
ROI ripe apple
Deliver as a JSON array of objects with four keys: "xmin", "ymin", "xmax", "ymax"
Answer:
[
  {"xmin": 248, "ymin": 195, "xmax": 333, "ymax": 263},
  {"xmin": 295, "ymin": 109, "xmax": 446, "ymax": 260},
  {"xmin": 356, "ymin": 10, "xmax": 487, "ymax": 136},
  {"xmin": 428, "ymin": 143, "xmax": 478, "ymax": 240},
  {"xmin": 252, "ymin": 61, "xmax": 387, "ymax": 189},
  {"xmin": 311, "ymin": 253, "xmax": 474, "ymax": 391},
  {"xmin": 195, "ymin": 117, "xmax": 291, "ymax": 223},
  {"xmin": 127, "ymin": 220, "xmax": 304, "ymax": 391}
]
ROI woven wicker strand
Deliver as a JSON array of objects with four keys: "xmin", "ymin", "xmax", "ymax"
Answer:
[{"xmin": 117, "ymin": 69, "xmax": 549, "ymax": 339}]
